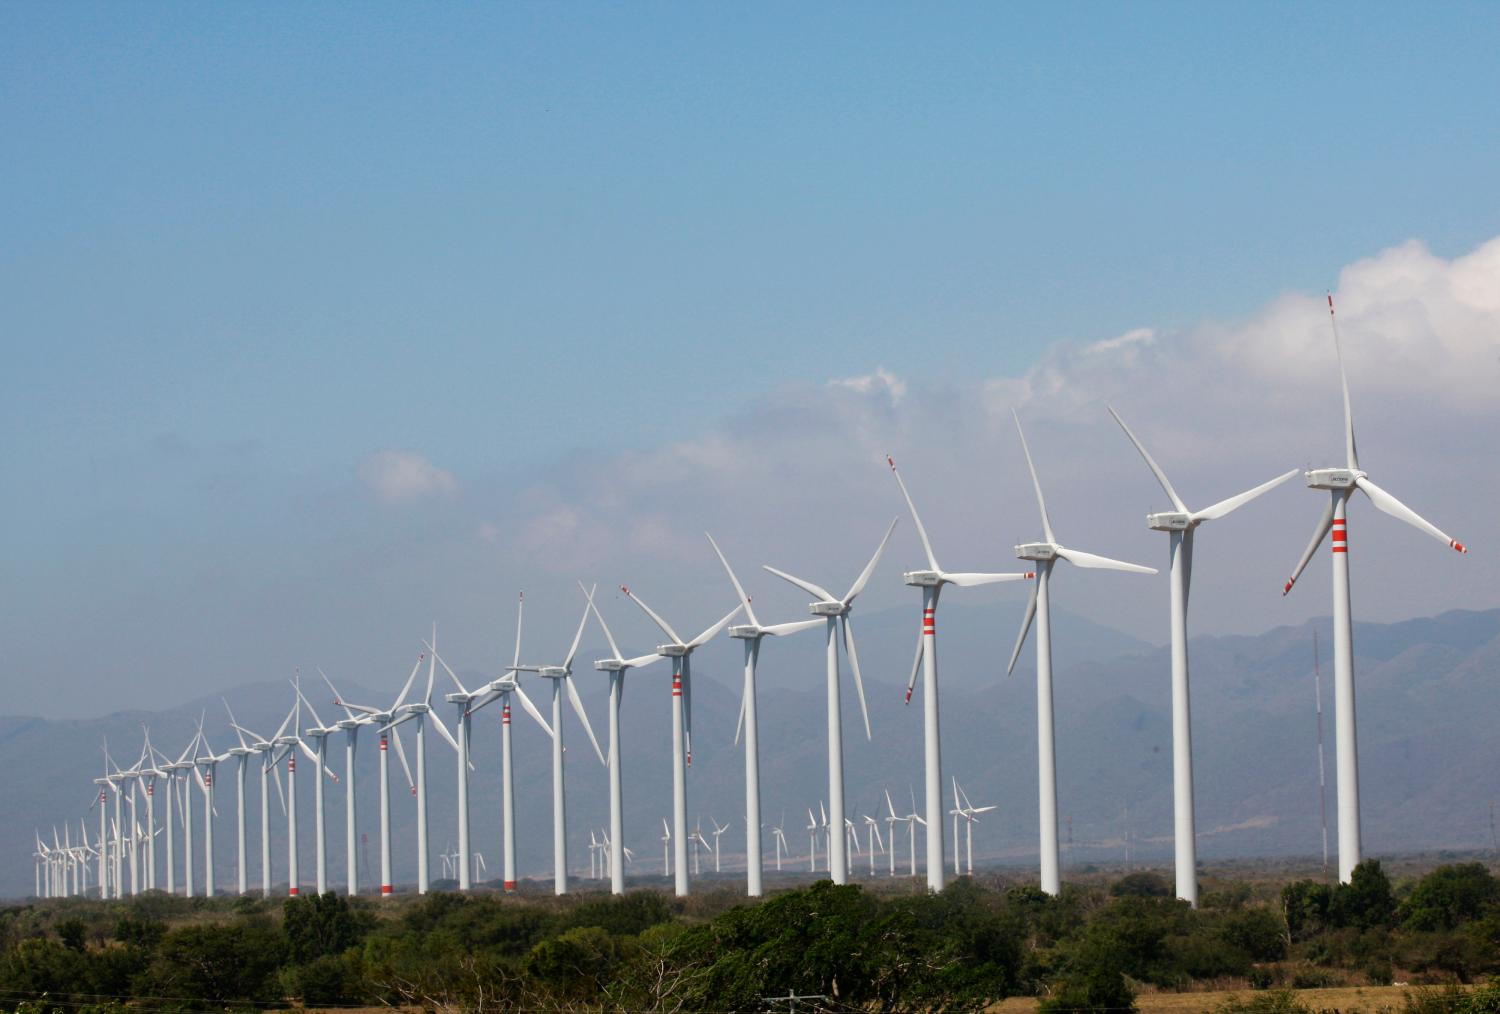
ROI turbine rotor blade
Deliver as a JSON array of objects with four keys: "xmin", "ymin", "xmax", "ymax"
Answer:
[
  {"xmin": 580, "ymin": 584, "xmax": 623, "ymax": 660},
  {"xmin": 906, "ymin": 626, "xmax": 923, "ymax": 704},
  {"xmin": 1006, "ymin": 579, "xmax": 1039, "ymax": 676},
  {"xmin": 942, "ymin": 571, "xmax": 1032, "ymax": 587},
  {"xmin": 887, "ymin": 454, "xmax": 940, "ymax": 572},
  {"xmin": 762, "ymin": 618, "xmax": 823, "ymax": 637},
  {"xmin": 1356, "ymin": 476, "xmax": 1467, "ymax": 553},
  {"xmin": 761, "ymin": 565, "xmax": 835, "ymax": 603},
  {"xmin": 844, "ymin": 518, "xmax": 899, "ymax": 605},
  {"xmin": 389, "ymin": 724, "xmax": 415, "ymax": 789},
  {"xmin": 841, "ymin": 615, "xmax": 873, "ymax": 740},
  {"xmin": 1283, "ymin": 497, "xmax": 1337, "ymax": 596},
  {"xmin": 1054, "ymin": 546, "xmax": 1157, "ymax": 574},
  {"xmin": 706, "ymin": 533, "xmax": 760, "ymax": 629},
  {"xmin": 564, "ymin": 589, "xmax": 595, "ymax": 670},
  {"xmin": 688, "ymin": 604, "xmax": 743, "ymax": 648},
  {"xmin": 1107, "ymin": 405, "xmax": 1188, "ymax": 512},
  {"xmin": 1191, "ymin": 469, "xmax": 1300, "ymax": 522},
  {"xmin": 1013, "ymin": 412, "xmax": 1056, "ymax": 544},
  {"xmin": 1328, "ymin": 293, "xmax": 1358, "ymax": 470},
  {"xmin": 513, "ymin": 684, "xmax": 555, "ymax": 738},
  {"xmin": 393, "ymin": 655, "xmax": 423, "ymax": 710},
  {"xmin": 619, "ymin": 586, "xmax": 686, "ymax": 645},
  {"xmin": 565, "ymin": 675, "xmax": 606, "ymax": 765}
]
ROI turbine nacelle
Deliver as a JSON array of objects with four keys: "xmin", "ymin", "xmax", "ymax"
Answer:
[
  {"xmin": 808, "ymin": 601, "xmax": 845, "ymax": 617},
  {"xmin": 1146, "ymin": 512, "xmax": 1192, "ymax": 532},
  {"xmin": 1014, "ymin": 542, "xmax": 1058, "ymax": 561},
  {"xmin": 726, "ymin": 625, "xmax": 760, "ymax": 640},
  {"xmin": 228, "ymin": 746, "xmax": 255, "ymax": 757},
  {"xmin": 656, "ymin": 644, "xmax": 689, "ymax": 657},
  {"xmin": 593, "ymin": 659, "xmax": 629, "ymax": 671},
  {"xmin": 335, "ymin": 719, "xmax": 361, "ymax": 731},
  {"xmin": 1306, "ymin": 467, "xmax": 1361, "ymax": 490},
  {"xmin": 404, "ymin": 703, "xmax": 431, "ymax": 715},
  {"xmin": 535, "ymin": 665, "xmax": 570, "ymax": 679},
  {"xmin": 901, "ymin": 569, "xmax": 942, "ymax": 587}
]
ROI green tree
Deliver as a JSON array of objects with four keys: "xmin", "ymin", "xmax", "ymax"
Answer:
[
  {"xmin": 1331, "ymin": 860, "xmax": 1397, "ymax": 930},
  {"xmin": 136, "ymin": 920, "xmax": 284, "ymax": 1010},
  {"xmin": 1403, "ymin": 864, "xmax": 1500, "ymax": 932},
  {"xmin": 282, "ymin": 891, "xmax": 372, "ymax": 964}
]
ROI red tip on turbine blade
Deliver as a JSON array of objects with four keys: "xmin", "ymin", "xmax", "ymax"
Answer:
[
  {"xmin": 620, "ymin": 586, "xmax": 630, "ymax": 596},
  {"xmin": 904, "ymin": 687, "xmax": 913, "ymax": 704},
  {"xmin": 410, "ymin": 787, "xmax": 417, "ymax": 796},
  {"xmin": 886, "ymin": 454, "xmax": 896, "ymax": 470},
  {"xmin": 1026, "ymin": 571, "xmax": 1036, "ymax": 579},
  {"xmin": 1451, "ymin": 540, "xmax": 1467, "ymax": 554},
  {"xmin": 1283, "ymin": 578, "xmax": 1296, "ymax": 596}
]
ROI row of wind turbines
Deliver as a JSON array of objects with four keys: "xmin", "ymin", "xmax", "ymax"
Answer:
[{"xmin": 33, "ymin": 297, "xmax": 1466, "ymax": 907}]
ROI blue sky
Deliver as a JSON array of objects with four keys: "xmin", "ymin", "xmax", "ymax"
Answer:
[{"xmin": 4, "ymin": 4, "xmax": 1499, "ymax": 717}]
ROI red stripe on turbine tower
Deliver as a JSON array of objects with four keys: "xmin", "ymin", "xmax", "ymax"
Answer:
[{"xmin": 381, "ymin": 885, "xmax": 392, "ymax": 895}]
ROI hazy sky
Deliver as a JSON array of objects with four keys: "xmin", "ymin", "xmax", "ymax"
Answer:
[{"xmin": 4, "ymin": 4, "xmax": 1499, "ymax": 719}]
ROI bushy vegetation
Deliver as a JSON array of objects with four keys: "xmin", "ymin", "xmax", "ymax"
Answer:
[{"xmin": 1, "ymin": 861, "xmax": 1497, "ymax": 1012}]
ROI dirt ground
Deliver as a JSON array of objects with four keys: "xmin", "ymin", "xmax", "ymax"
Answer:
[{"xmin": 987, "ymin": 984, "xmax": 1443, "ymax": 1012}]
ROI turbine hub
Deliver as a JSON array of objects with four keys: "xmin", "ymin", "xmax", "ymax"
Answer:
[
  {"xmin": 1147, "ymin": 511, "xmax": 1192, "ymax": 531},
  {"xmin": 902, "ymin": 569, "xmax": 942, "ymax": 587},
  {"xmin": 1014, "ymin": 542, "xmax": 1057, "ymax": 561},
  {"xmin": 1306, "ymin": 467, "xmax": 1360, "ymax": 490}
]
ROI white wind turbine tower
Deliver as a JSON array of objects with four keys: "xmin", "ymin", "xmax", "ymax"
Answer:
[
  {"xmin": 1281, "ymin": 294, "xmax": 1467, "ymax": 884},
  {"xmin": 771, "ymin": 820, "xmax": 789, "ymax": 873},
  {"xmin": 467, "ymin": 595, "xmax": 554, "ymax": 894},
  {"xmin": 660, "ymin": 818, "xmax": 672, "ymax": 877},
  {"xmin": 325, "ymin": 655, "xmax": 422, "ymax": 897},
  {"xmin": 427, "ymin": 635, "xmax": 487, "ymax": 892},
  {"xmin": 271, "ymin": 678, "xmax": 339, "ymax": 895},
  {"xmin": 584, "ymin": 585, "xmax": 665, "ymax": 896},
  {"xmin": 1108, "ymin": 405, "xmax": 1296, "ymax": 905},
  {"xmin": 705, "ymin": 535, "xmax": 822, "ymax": 897},
  {"xmin": 167, "ymin": 730, "xmax": 200, "ymax": 896},
  {"xmin": 1006, "ymin": 412, "xmax": 1157, "ymax": 897},
  {"xmin": 133, "ymin": 730, "xmax": 159, "ymax": 891},
  {"xmin": 620, "ymin": 585, "xmax": 741, "ymax": 897},
  {"xmin": 887, "ymin": 455, "xmax": 1032, "ymax": 891},
  {"xmin": 759, "ymin": 520, "xmax": 896, "ymax": 887},
  {"xmin": 861, "ymin": 814, "xmax": 884, "ymax": 877},
  {"xmin": 513, "ymin": 592, "xmax": 607, "ymax": 896},
  {"xmin": 886, "ymin": 789, "xmax": 924, "ymax": 877}
]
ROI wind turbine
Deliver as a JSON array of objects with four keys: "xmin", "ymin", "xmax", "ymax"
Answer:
[
  {"xmin": 861, "ymin": 814, "xmax": 884, "ymax": 877},
  {"xmin": 886, "ymin": 788, "xmax": 924, "ymax": 877},
  {"xmin": 660, "ymin": 818, "xmax": 672, "ymax": 877},
  {"xmin": 1108, "ymin": 405, "xmax": 1296, "ymax": 905},
  {"xmin": 270, "ymin": 676, "xmax": 340, "ymax": 895},
  {"xmin": 317, "ymin": 668, "xmax": 373, "ymax": 897},
  {"xmin": 1007, "ymin": 412, "xmax": 1157, "ymax": 896},
  {"xmin": 293, "ymin": 679, "xmax": 343, "ymax": 895},
  {"xmin": 805, "ymin": 808, "xmax": 819, "ymax": 873},
  {"xmin": 1281, "ymin": 294, "xmax": 1467, "ymax": 884},
  {"xmin": 383, "ymin": 634, "xmax": 461, "ymax": 894},
  {"xmin": 951, "ymin": 779, "xmax": 996, "ymax": 876},
  {"xmin": 585, "ymin": 585, "xmax": 664, "ymax": 896},
  {"xmin": 427, "ymin": 633, "xmax": 486, "ymax": 892},
  {"xmin": 466, "ymin": 594, "xmax": 554, "ymax": 893},
  {"xmin": 513, "ymin": 592, "xmax": 607, "ymax": 896},
  {"xmin": 710, "ymin": 818, "xmax": 730, "ymax": 874},
  {"xmin": 191, "ymin": 716, "xmax": 236, "ymax": 897},
  {"xmin": 220, "ymin": 702, "xmax": 259, "ymax": 895},
  {"xmin": 229, "ymin": 703, "xmax": 293, "ymax": 896},
  {"xmin": 324, "ymin": 655, "xmax": 421, "ymax": 897},
  {"xmin": 887, "ymin": 454, "xmax": 1031, "ymax": 891},
  {"xmin": 706, "ymin": 534, "xmax": 822, "ymax": 897},
  {"xmin": 620, "ymin": 585, "xmax": 741, "ymax": 897},
  {"xmin": 762, "ymin": 519, "xmax": 896, "ymax": 886},
  {"xmin": 771, "ymin": 820, "xmax": 789, "ymax": 873}
]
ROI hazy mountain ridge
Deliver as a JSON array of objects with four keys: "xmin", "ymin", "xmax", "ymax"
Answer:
[{"xmin": 6, "ymin": 608, "xmax": 1497, "ymax": 898}]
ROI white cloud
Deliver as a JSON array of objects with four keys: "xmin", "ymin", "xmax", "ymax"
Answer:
[
  {"xmin": 477, "ymin": 231, "xmax": 1498, "ymax": 638},
  {"xmin": 829, "ymin": 366, "xmax": 908, "ymax": 403},
  {"xmin": 358, "ymin": 449, "xmax": 459, "ymax": 503}
]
